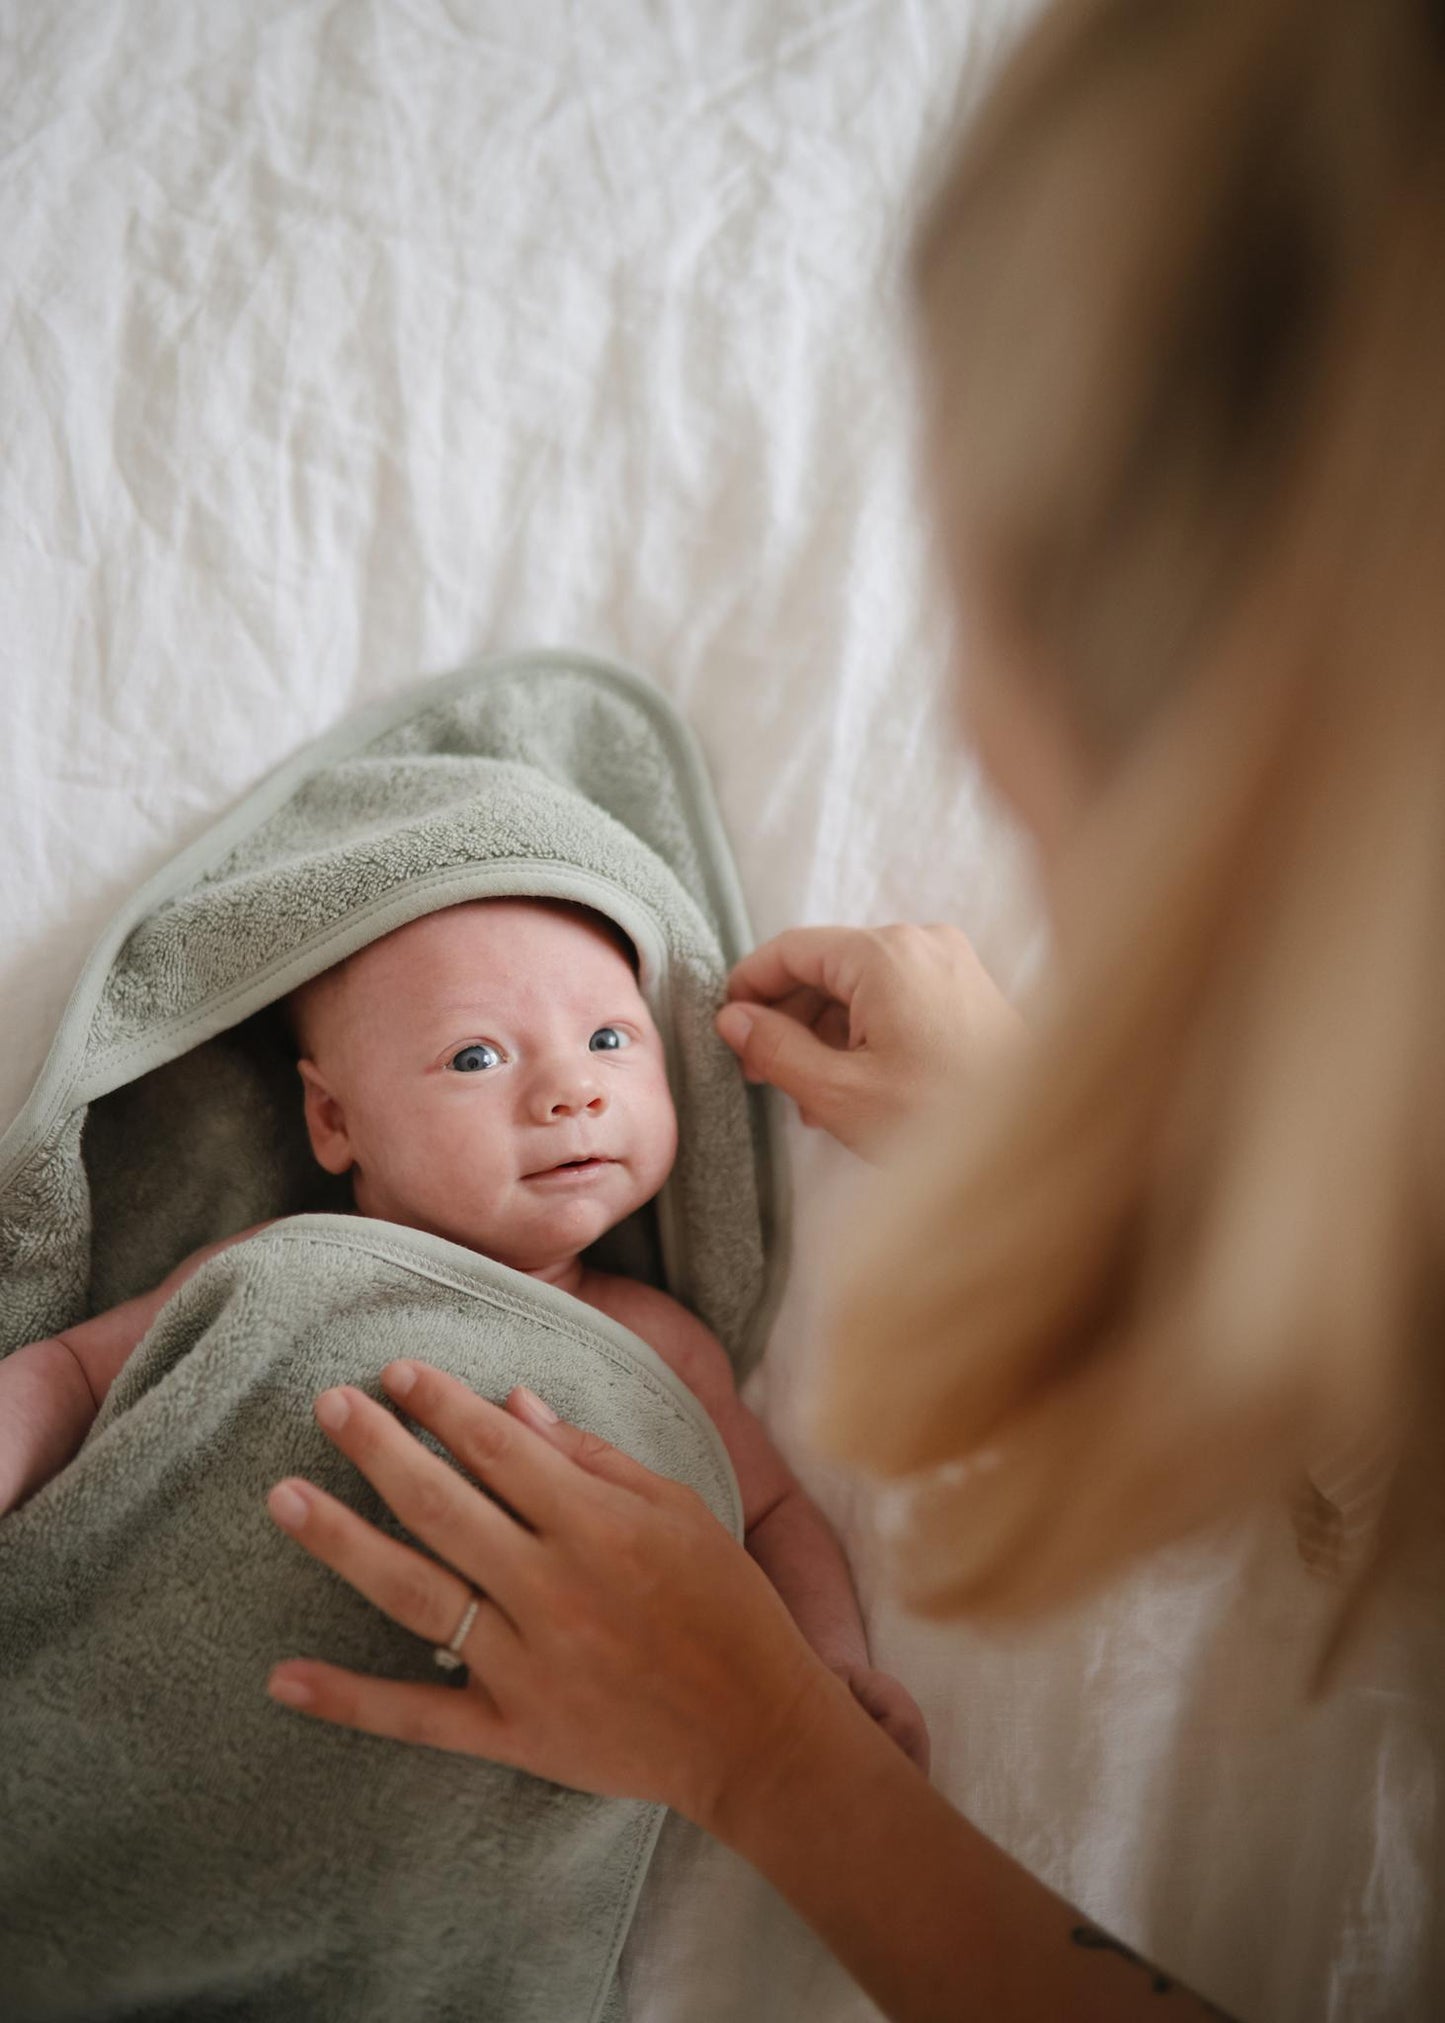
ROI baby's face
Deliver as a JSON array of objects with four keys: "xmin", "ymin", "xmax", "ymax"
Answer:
[{"xmin": 294, "ymin": 900, "xmax": 677, "ymax": 1274}]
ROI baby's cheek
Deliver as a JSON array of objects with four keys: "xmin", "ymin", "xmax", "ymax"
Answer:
[
  {"xmin": 641, "ymin": 1072, "xmax": 679, "ymax": 1162},
  {"xmin": 406, "ymin": 1118, "xmax": 504, "ymax": 1208}
]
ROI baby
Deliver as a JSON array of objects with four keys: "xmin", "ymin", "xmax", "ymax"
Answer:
[{"xmin": 0, "ymin": 897, "xmax": 929, "ymax": 1770}]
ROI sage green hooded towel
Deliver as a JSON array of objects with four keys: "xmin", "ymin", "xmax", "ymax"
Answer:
[{"xmin": 0, "ymin": 651, "xmax": 786, "ymax": 2022}]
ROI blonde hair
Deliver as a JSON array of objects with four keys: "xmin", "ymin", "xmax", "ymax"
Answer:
[{"xmin": 818, "ymin": 0, "xmax": 1445, "ymax": 1668}]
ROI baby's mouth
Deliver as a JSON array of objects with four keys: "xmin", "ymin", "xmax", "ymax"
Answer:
[{"xmin": 523, "ymin": 1155, "xmax": 618, "ymax": 1182}]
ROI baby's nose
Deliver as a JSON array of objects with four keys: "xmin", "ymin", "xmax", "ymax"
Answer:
[
  {"xmin": 534, "ymin": 1065, "xmax": 607, "ymax": 1121},
  {"xmin": 549, "ymin": 1087, "xmax": 605, "ymax": 1118}
]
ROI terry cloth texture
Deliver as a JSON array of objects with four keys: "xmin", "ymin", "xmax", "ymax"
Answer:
[{"xmin": 0, "ymin": 651, "xmax": 784, "ymax": 2022}]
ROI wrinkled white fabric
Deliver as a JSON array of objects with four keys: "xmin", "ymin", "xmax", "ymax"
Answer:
[{"xmin": 1, "ymin": 4, "xmax": 1437, "ymax": 2019}]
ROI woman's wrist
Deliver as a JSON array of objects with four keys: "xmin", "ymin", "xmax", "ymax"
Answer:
[{"xmin": 703, "ymin": 1658, "xmax": 874, "ymax": 1854}]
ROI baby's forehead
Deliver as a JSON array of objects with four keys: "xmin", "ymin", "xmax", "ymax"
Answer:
[
  {"xmin": 302, "ymin": 899, "xmax": 639, "ymax": 1032},
  {"xmin": 289, "ymin": 902, "xmax": 639, "ymax": 1060},
  {"xmin": 370, "ymin": 898, "xmax": 637, "ymax": 973}
]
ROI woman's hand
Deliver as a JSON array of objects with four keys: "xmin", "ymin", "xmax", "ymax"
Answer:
[
  {"xmin": 715, "ymin": 923, "xmax": 1022, "ymax": 1159},
  {"xmin": 263, "ymin": 1367, "xmax": 1232, "ymax": 2023},
  {"xmin": 264, "ymin": 1364, "xmax": 847, "ymax": 1834}
]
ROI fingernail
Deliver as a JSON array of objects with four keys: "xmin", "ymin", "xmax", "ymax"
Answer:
[
  {"xmin": 268, "ymin": 1668, "xmax": 314, "ymax": 1708},
  {"xmin": 515, "ymin": 1385, "xmax": 559, "ymax": 1425},
  {"xmin": 315, "ymin": 1389, "xmax": 350, "ymax": 1431},
  {"xmin": 715, "ymin": 1005, "xmax": 754, "ymax": 1048},
  {"xmin": 385, "ymin": 1361, "xmax": 417, "ymax": 1398},
  {"xmin": 269, "ymin": 1482, "xmax": 309, "ymax": 1531}
]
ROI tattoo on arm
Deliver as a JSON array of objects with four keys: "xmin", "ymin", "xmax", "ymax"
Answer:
[{"xmin": 1070, "ymin": 1927, "xmax": 1239, "ymax": 2020}]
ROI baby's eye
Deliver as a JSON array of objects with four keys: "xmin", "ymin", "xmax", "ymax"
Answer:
[
  {"xmin": 588, "ymin": 1026, "xmax": 631, "ymax": 1053},
  {"xmin": 449, "ymin": 1042, "xmax": 503, "ymax": 1073}
]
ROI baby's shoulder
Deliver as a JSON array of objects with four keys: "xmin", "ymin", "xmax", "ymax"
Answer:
[
  {"xmin": 577, "ymin": 1272, "xmax": 731, "ymax": 1389},
  {"xmin": 578, "ymin": 1269, "xmax": 689, "ymax": 1345}
]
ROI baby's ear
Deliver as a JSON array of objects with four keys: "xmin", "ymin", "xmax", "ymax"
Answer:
[{"xmin": 295, "ymin": 1059, "xmax": 354, "ymax": 1175}]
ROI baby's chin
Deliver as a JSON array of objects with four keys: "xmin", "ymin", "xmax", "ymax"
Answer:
[{"xmin": 434, "ymin": 1185, "xmax": 652, "ymax": 1273}]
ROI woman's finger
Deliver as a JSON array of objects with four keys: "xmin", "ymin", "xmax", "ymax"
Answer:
[
  {"xmin": 267, "ymin": 1657, "xmax": 523, "ymax": 1765},
  {"xmin": 770, "ymin": 982, "xmax": 832, "ymax": 1030},
  {"xmin": 265, "ymin": 1473, "xmax": 519, "ymax": 1652},
  {"xmin": 306, "ymin": 1386, "xmax": 548, "ymax": 1606},
  {"xmin": 381, "ymin": 1361, "xmax": 678, "ymax": 1514},
  {"xmin": 501, "ymin": 1380, "xmax": 702, "ymax": 1507},
  {"xmin": 714, "ymin": 999, "xmax": 866, "ymax": 1117},
  {"xmin": 724, "ymin": 925, "xmax": 869, "ymax": 1009},
  {"xmin": 767, "ymin": 986, "xmax": 853, "ymax": 1053}
]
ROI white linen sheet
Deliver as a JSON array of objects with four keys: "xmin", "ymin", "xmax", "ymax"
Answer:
[{"xmin": 2, "ymin": 5, "xmax": 1438, "ymax": 2019}]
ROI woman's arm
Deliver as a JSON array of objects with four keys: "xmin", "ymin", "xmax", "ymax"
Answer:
[
  {"xmin": 262, "ymin": 1365, "xmax": 1235, "ymax": 2023},
  {"xmin": 718, "ymin": 1647, "xmax": 1234, "ymax": 2023}
]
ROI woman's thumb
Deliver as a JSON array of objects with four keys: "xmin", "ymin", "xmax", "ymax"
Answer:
[{"xmin": 715, "ymin": 1000, "xmax": 846, "ymax": 1117}]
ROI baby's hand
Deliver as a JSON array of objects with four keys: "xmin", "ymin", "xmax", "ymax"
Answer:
[{"xmin": 840, "ymin": 1663, "xmax": 931, "ymax": 1776}]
